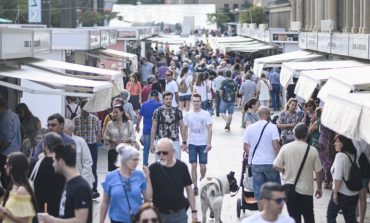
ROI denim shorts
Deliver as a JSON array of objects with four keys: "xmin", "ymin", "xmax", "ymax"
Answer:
[
  {"xmin": 188, "ymin": 144, "xmax": 208, "ymax": 164},
  {"xmin": 219, "ymin": 100, "xmax": 235, "ymax": 114},
  {"xmin": 251, "ymin": 164, "xmax": 281, "ymax": 200},
  {"xmin": 179, "ymin": 95, "xmax": 191, "ymax": 101},
  {"xmin": 362, "ymin": 178, "xmax": 369, "ymax": 188}
]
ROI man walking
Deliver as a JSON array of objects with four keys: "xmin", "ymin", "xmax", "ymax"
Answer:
[
  {"xmin": 165, "ymin": 70, "xmax": 179, "ymax": 107},
  {"xmin": 73, "ymin": 99, "xmax": 101, "ymax": 199},
  {"xmin": 269, "ymin": 68, "xmax": 281, "ymax": 111},
  {"xmin": 38, "ymin": 144, "xmax": 92, "ymax": 223},
  {"xmin": 241, "ymin": 182, "xmax": 294, "ymax": 223},
  {"xmin": 150, "ymin": 91, "xmax": 186, "ymax": 160},
  {"xmin": 219, "ymin": 70, "xmax": 238, "ymax": 131},
  {"xmin": 136, "ymin": 90, "xmax": 162, "ymax": 166},
  {"xmin": 149, "ymin": 138, "xmax": 198, "ymax": 223},
  {"xmin": 183, "ymin": 93, "xmax": 213, "ymax": 196},
  {"xmin": 213, "ymin": 70, "xmax": 226, "ymax": 117},
  {"xmin": 140, "ymin": 58, "xmax": 153, "ymax": 85},
  {"xmin": 239, "ymin": 73, "xmax": 256, "ymax": 128},
  {"xmin": 273, "ymin": 123, "xmax": 323, "ymax": 223},
  {"xmin": 243, "ymin": 106, "xmax": 281, "ymax": 210},
  {"xmin": 0, "ymin": 96, "xmax": 21, "ymax": 188}
]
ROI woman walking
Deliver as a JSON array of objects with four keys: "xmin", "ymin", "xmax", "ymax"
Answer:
[
  {"xmin": 0, "ymin": 152, "xmax": 37, "ymax": 223},
  {"xmin": 126, "ymin": 73, "xmax": 142, "ymax": 115},
  {"xmin": 177, "ymin": 67, "xmax": 193, "ymax": 111},
  {"xmin": 256, "ymin": 73, "xmax": 271, "ymax": 107},
  {"xmin": 100, "ymin": 144, "xmax": 152, "ymax": 223},
  {"xmin": 104, "ymin": 105, "xmax": 138, "ymax": 171},
  {"xmin": 243, "ymin": 97, "xmax": 260, "ymax": 127}
]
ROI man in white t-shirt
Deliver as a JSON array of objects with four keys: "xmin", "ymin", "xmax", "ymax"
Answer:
[
  {"xmin": 243, "ymin": 106, "xmax": 281, "ymax": 210},
  {"xmin": 183, "ymin": 93, "xmax": 213, "ymax": 196},
  {"xmin": 165, "ymin": 70, "xmax": 179, "ymax": 107},
  {"xmin": 241, "ymin": 182, "xmax": 294, "ymax": 223}
]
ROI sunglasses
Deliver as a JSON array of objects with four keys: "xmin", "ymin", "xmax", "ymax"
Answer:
[
  {"xmin": 47, "ymin": 123, "xmax": 58, "ymax": 127},
  {"xmin": 156, "ymin": 151, "xmax": 169, "ymax": 156},
  {"xmin": 268, "ymin": 197, "xmax": 286, "ymax": 205},
  {"xmin": 141, "ymin": 218, "xmax": 158, "ymax": 223}
]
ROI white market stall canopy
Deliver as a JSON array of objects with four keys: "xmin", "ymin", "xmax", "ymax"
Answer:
[
  {"xmin": 253, "ymin": 50, "xmax": 325, "ymax": 77},
  {"xmin": 221, "ymin": 44, "xmax": 275, "ymax": 53},
  {"xmin": 317, "ymin": 66, "xmax": 370, "ymax": 102},
  {"xmin": 295, "ymin": 69, "xmax": 333, "ymax": 102},
  {"xmin": 280, "ymin": 60, "xmax": 369, "ymax": 89},
  {"xmin": 321, "ymin": 92, "xmax": 370, "ymax": 144}
]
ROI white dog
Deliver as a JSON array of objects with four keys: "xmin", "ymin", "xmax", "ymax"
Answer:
[{"xmin": 199, "ymin": 171, "xmax": 239, "ymax": 223}]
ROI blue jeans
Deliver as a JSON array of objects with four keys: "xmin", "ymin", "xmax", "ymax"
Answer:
[
  {"xmin": 215, "ymin": 91, "xmax": 221, "ymax": 116},
  {"xmin": 220, "ymin": 100, "xmax": 235, "ymax": 114},
  {"xmin": 251, "ymin": 164, "xmax": 281, "ymax": 200},
  {"xmin": 88, "ymin": 143, "xmax": 98, "ymax": 192},
  {"xmin": 271, "ymin": 84, "xmax": 281, "ymax": 110},
  {"xmin": 143, "ymin": 134, "xmax": 151, "ymax": 166}
]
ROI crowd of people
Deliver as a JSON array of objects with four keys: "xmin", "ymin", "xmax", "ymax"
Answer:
[{"xmin": 0, "ymin": 38, "xmax": 368, "ymax": 223}]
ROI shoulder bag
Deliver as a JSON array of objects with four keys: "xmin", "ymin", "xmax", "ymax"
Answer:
[
  {"xmin": 117, "ymin": 171, "xmax": 135, "ymax": 223},
  {"xmin": 283, "ymin": 144, "xmax": 310, "ymax": 201}
]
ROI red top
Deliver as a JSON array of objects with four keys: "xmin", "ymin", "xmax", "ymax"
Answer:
[{"xmin": 126, "ymin": 81, "xmax": 142, "ymax": 96}]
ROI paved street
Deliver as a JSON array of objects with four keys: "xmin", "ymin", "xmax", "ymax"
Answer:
[{"xmin": 92, "ymin": 107, "xmax": 370, "ymax": 223}]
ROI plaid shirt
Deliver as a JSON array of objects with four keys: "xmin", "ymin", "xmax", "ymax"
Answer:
[{"xmin": 73, "ymin": 114, "xmax": 101, "ymax": 144}]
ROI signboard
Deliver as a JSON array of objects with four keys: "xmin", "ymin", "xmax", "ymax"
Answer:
[
  {"xmin": 349, "ymin": 34, "xmax": 369, "ymax": 59},
  {"xmin": 306, "ymin": 32, "xmax": 318, "ymax": 50},
  {"xmin": 117, "ymin": 30, "xmax": 138, "ymax": 40},
  {"xmin": 109, "ymin": 30, "xmax": 117, "ymax": 45},
  {"xmin": 0, "ymin": 28, "xmax": 33, "ymax": 59},
  {"xmin": 317, "ymin": 33, "xmax": 331, "ymax": 53},
  {"xmin": 271, "ymin": 32, "xmax": 299, "ymax": 43},
  {"xmin": 32, "ymin": 29, "xmax": 52, "ymax": 56},
  {"xmin": 89, "ymin": 30, "xmax": 101, "ymax": 49},
  {"xmin": 299, "ymin": 32, "xmax": 307, "ymax": 48},
  {"xmin": 28, "ymin": 0, "xmax": 41, "ymax": 23},
  {"xmin": 331, "ymin": 33, "xmax": 349, "ymax": 56},
  {"xmin": 100, "ymin": 30, "xmax": 110, "ymax": 47}
]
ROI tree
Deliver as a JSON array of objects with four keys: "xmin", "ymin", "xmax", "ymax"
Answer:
[
  {"xmin": 117, "ymin": 0, "xmax": 163, "ymax": 4},
  {"xmin": 0, "ymin": 0, "xmax": 28, "ymax": 24},
  {"xmin": 207, "ymin": 8, "xmax": 235, "ymax": 30},
  {"xmin": 80, "ymin": 10, "xmax": 104, "ymax": 27},
  {"xmin": 239, "ymin": 5, "xmax": 267, "ymax": 25}
]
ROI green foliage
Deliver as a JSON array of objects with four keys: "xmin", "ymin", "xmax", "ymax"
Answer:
[
  {"xmin": 239, "ymin": 6, "xmax": 267, "ymax": 25},
  {"xmin": 50, "ymin": 0, "xmax": 61, "ymax": 27},
  {"xmin": 0, "ymin": 0, "xmax": 28, "ymax": 24},
  {"xmin": 207, "ymin": 8, "xmax": 234, "ymax": 29},
  {"xmin": 117, "ymin": 0, "xmax": 163, "ymax": 4},
  {"xmin": 80, "ymin": 10, "xmax": 103, "ymax": 27}
]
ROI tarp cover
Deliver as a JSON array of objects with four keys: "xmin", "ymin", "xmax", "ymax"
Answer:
[
  {"xmin": 295, "ymin": 69, "xmax": 332, "ymax": 101},
  {"xmin": 253, "ymin": 50, "xmax": 325, "ymax": 77},
  {"xmin": 99, "ymin": 48, "xmax": 138, "ymax": 73},
  {"xmin": 280, "ymin": 60, "xmax": 368, "ymax": 89},
  {"xmin": 322, "ymin": 92, "xmax": 370, "ymax": 144},
  {"xmin": 317, "ymin": 66, "xmax": 370, "ymax": 102}
]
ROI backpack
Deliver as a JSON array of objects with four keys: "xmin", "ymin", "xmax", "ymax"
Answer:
[
  {"xmin": 342, "ymin": 152, "xmax": 362, "ymax": 191},
  {"xmin": 222, "ymin": 80, "xmax": 237, "ymax": 103},
  {"xmin": 67, "ymin": 105, "xmax": 79, "ymax": 119},
  {"xmin": 359, "ymin": 151, "xmax": 370, "ymax": 178},
  {"xmin": 179, "ymin": 76, "xmax": 189, "ymax": 93}
]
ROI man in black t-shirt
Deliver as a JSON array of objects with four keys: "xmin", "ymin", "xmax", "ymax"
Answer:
[
  {"xmin": 149, "ymin": 138, "xmax": 198, "ymax": 223},
  {"xmin": 38, "ymin": 144, "xmax": 92, "ymax": 223}
]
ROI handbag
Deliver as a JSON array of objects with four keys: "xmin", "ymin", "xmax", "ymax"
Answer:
[
  {"xmin": 118, "ymin": 171, "xmax": 135, "ymax": 223},
  {"xmin": 283, "ymin": 144, "xmax": 310, "ymax": 201},
  {"xmin": 29, "ymin": 156, "xmax": 44, "ymax": 190}
]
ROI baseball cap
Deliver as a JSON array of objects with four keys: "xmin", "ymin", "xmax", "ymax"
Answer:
[{"xmin": 150, "ymin": 90, "xmax": 159, "ymax": 97}]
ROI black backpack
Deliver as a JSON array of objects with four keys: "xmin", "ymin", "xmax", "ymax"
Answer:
[
  {"xmin": 359, "ymin": 151, "xmax": 370, "ymax": 178},
  {"xmin": 66, "ymin": 105, "xmax": 79, "ymax": 120},
  {"xmin": 342, "ymin": 152, "xmax": 362, "ymax": 191}
]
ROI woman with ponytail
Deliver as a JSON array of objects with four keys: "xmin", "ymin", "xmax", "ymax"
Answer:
[{"xmin": 243, "ymin": 97, "xmax": 260, "ymax": 127}]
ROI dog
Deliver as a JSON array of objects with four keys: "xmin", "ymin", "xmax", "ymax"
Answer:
[{"xmin": 199, "ymin": 171, "xmax": 239, "ymax": 223}]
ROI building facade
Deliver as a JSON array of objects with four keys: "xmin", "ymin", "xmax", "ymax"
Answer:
[{"xmin": 164, "ymin": 0, "xmax": 248, "ymax": 11}]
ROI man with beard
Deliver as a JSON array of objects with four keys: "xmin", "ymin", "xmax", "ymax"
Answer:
[
  {"xmin": 150, "ymin": 91, "xmax": 186, "ymax": 160},
  {"xmin": 149, "ymin": 138, "xmax": 197, "ymax": 223}
]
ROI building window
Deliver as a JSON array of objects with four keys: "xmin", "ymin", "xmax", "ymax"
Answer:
[
  {"xmin": 233, "ymin": 4, "xmax": 238, "ymax": 10},
  {"xmin": 224, "ymin": 4, "xmax": 229, "ymax": 10}
]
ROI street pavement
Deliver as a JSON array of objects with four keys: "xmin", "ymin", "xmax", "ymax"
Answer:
[{"xmin": 92, "ymin": 106, "xmax": 370, "ymax": 223}]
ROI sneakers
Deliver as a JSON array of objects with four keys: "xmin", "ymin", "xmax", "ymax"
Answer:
[
  {"xmin": 225, "ymin": 121, "xmax": 231, "ymax": 131},
  {"xmin": 193, "ymin": 187, "xmax": 199, "ymax": 196},
  {"xmin": 92, "ymin": 191, "xmax": 100, "ymax": 199}
]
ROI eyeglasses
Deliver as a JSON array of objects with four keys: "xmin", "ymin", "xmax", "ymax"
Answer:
[
  {"xmin": 268, "ymin": 197, "xmax": 286, "ymax": 205},
  {"xmin": 47, "ymin": 123, "xmax": 58, "ymax": 127},
  {"xmin": 141, "ymin": 218, "xmax": 158, "ymax": 223},
  {"xmin": 156, "ymin": 151, "xmax": 169, "ymax": 156}
]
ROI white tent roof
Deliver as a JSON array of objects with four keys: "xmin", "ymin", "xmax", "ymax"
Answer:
[
  {"xmin": 294, "ymin": 69, "xmax": 332, "ymax": 102},
  {"xmin": 322, "ymin": 92, "xmax": 370, "ymax": 144},
  {"xmin": 253, "ymin": 50, "xmax": 325, "ymax": 77},
  {"xmin": 98, "ymin": 48, "xmax": 138, "ymax": 72},
  {"xmin": 317, "ymin": 66, "xmax": 370, "ymax": 102},
  {"xmin": 280, "ymin": 60, "xmax": 368, "ymax": 89}
]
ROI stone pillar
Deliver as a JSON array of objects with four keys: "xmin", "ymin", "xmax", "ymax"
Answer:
[
  {"xmin": 310, "ymin": 0, "xmax": 315, "ymax": 30},
  {"xmin": 328, "ymin": 0, "xmax": 337, "ymax": 22},
  {"xmin": 291, "ymin": 0, "xmax": 297, "ymax": 23},
  {"xmin": 344, "ymin": 0, "xmax": 353, "ymax": 32},
  {"xmin": 352, "ymin": 0, "xmax": 360, "ymax": 33},
  {"xmin": 317, "ymin": 0, "xmax": 325, "ymax": 31},
  {"xmin": 359, "ymin": 0, "xmax": 364, "ymax": 32},
  {"xmin": 362, "ymin": 0, "xmax": 370, "ymax": 33},
  {"xmin": 296, "ymin": 0, "xmax": 303, "ymax": 25},
  {"xmin": 305, "ymin": 0, "xmax": 311, "ymax": 30},
  {"xmin": 325, "ymin": 0, "xmax": 329, "ymax": 19}
]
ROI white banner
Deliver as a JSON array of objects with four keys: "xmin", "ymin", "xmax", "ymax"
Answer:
[{"xmin": 28, "ymin": 0, "xmax": 41, "ymax": 23}]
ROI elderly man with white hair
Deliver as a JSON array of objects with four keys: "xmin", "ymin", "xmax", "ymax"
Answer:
[{"xmin": 64, "ymin": 119, "xmax": 94, "ymax": 189}]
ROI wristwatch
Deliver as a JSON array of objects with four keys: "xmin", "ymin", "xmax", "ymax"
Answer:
[
  {"xmin": 182, "ymin": 141, "xmax": 187, "ymax": 145},
  {"xmin": 191, "ymin": 210, "xmax": 197, "ymax": 213}
]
